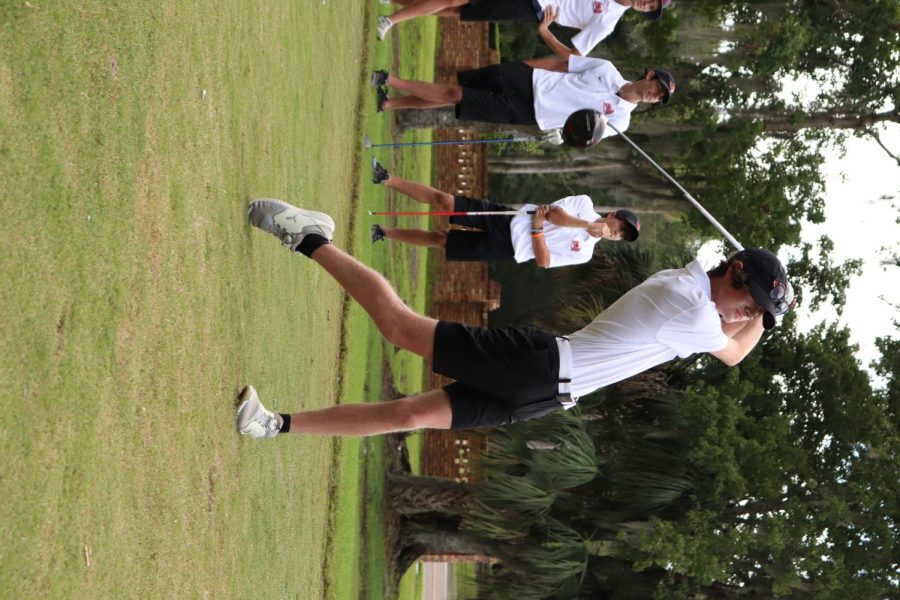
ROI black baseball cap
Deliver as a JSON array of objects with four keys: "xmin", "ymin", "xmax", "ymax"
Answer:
[
  {"xmin": 736, "ymin": 248, "xmax": 795, "ymax": 330},
  {"xmin": 646, "ymin": 68, "xmax": 676, "ymax": 104},
  {"xmin": 644, "ymin": 0, "xmax": 672, "ymax": 21},
  {"xmin": 604, "ymin": 209, "xmax": 641, "ymax": 242}
]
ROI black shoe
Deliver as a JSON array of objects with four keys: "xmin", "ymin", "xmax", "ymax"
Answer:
[
  {"xmin": 370, "ymin": 69, "xmax": 389, "ymax": 88},
  {"xmin": 371, "ymin": 224, "xmax": 386, "ymax": 243},
  {"xmin": 371, "ymin": 157, "xmax": 390, "ymax": 184},
  {"xmin": 375, "ymin": 87, "xmax": 388, "ymax": 112}
]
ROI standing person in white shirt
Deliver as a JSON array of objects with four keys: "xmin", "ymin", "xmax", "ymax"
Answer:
[
  {"xmin": 375, "ymin": 0, "xmax": 672, "ymax": 52},
  {"xmin": 370, "ymin": 57, "xmax": 675, "ymax": 136},
  {"xmin": 236, "ymin": 197, "xmax": 795, "ymax": 439},
  {"xmin": 368, "ymin": 159, "xmax": 640, "ymax": 268}
]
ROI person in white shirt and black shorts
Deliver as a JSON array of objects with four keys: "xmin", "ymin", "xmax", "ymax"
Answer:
[
  {"xmin": 375, "ymin": 0, "xmax": 673, "ymax": 57},
  {"xmin": 371, "ymin": 56, "xmax": 675, "ymax": 137},
  {"xmin": 368, "ymin": 160, "xmax": 640, "ymax": 268},
  {"xmin": 239, "ymin": 198, "xmax": 795, "ymax": 439}
]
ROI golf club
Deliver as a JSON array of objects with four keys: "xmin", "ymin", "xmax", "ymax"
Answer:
[
  {"xmin": 364, "ymin": 130, "xmax": 565, "ymax": 149},
  {"xmin": 368, "ymin": 209, "xmax": 534, "ymax": 217},
  {"xmin": 604, "ymin": 121, "xmax": 744, "ymax": 252}
]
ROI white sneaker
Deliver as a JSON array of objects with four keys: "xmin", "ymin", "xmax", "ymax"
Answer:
[
  {"xmin": 236, "ymin": 386, "xmax": 284, "ymax": 439},
  {"xmin": 376, "ymin": 16, "xmax": 392, "ymax": 41},
  {"xmin": 378, "ymin": 0, "xmax": 391, "ymax": 4},
  {"xmin": 247, "ymin": 199, "xmax": 335, "ymax": 252}
]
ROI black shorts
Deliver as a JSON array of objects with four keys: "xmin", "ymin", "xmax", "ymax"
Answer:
[
  {"xmin": 456, "ymin": 62, "xmax": 537, "ymax": 126},
  {"xmin": 432, "ymin": 321, "xmax": 567, "ymax": 430},
  {"xmin": 445, "ymin": 195, "xmax": 516, "ymax": 262},
  {"xmin": 459, "ymin": 0, "xmax": 541, "ymax": 23}
]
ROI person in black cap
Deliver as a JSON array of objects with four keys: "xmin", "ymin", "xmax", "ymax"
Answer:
[
  {"xmin": 368, "ymin": 159, "xmax": 640, "ymax": 268},
  {"xmin": 376, "ymin": 0, "xmax": 673, "ymax": 53},
  {"xmin": 370, "ymin": 54, "xmax": 674, "ymax": 137},
  {"xmin": 237, "ymin": 199, "xmax": 794, "ymax": 439}
]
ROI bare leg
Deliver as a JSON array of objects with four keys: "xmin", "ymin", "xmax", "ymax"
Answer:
[
  {"xmin": 389, "ymin": 0, "xmax": 466, "ymax": 24},
  {"xmin": 311, "ymin": 244, "xmax": 437, "ymax": 359},
  {"xmin": 383, "ymin": 227, "xmax": 447, "ymax": 248},
  {"xmin": 385, "ymin": 75, "xmax": 463, "ymax": 104},
  {"xmin": 383, "ymin": 96, "xmax": 453, "ymax": 111},
  {"xmin": 286, "ymin": 389, "xmax": 453, "ymax": 436},
  {"xmin": 391, "ymin": 0, "xmax": 462, "ymax": 11},
  {"xmin": 384, "ymin": 176, "xmax": 455, "ymax": 211}
]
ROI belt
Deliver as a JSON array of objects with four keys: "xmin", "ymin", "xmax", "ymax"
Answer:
[{"xmin": 555, "ymin": 336, "xmax": 574, "ymax": 405}]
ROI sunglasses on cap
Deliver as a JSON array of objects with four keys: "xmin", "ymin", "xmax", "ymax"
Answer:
[{"xmin": 768, "ymin": 279, "xmax": 795, "ymax": 316}]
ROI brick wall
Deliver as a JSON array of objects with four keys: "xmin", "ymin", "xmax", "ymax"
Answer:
[{"xmin": 419, "ymin": 19, "xmax": 499, "ymax": 565}]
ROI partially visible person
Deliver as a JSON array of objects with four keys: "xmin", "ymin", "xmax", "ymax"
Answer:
[{"xmin": 376, "ymin": 0, "xmax": 673, "ymax": 56}]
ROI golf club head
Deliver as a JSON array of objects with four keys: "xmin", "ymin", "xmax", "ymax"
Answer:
[
  {"xmin": 364, "ymin": 134, "xmax": 373, "ymax": 149},
  {"xmin": 541, "ymin": 129, "xmax": 565, "ymax": 146},
  {"xmin": 562, "ymin": 110, "xmax": 607, "ymax": 148}
]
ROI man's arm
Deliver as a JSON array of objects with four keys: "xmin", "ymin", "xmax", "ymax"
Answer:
[
  {"xmin": 710, "ymin": 316, "xmax": 765, "ymax": 366},
  {"xmin": 546, "ymin": 205, "xmax": 611, "ymax": 237},
  {"xmin": 531, "ymin": 205, "xmax": 553, "ymax": 268},
  {"xmin": 523, "ymin": 57, "xmax": 568, "ymax": 72},
  {"xmin": 537, "ymin": 7, "xmax": 581, "ymax": 61},
  {"xmin": 546, "ymin": 205, "xmax": 590, "ymax": 228}
]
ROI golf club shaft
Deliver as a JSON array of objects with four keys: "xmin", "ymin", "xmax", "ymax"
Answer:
[
  {"xmin": 606, "ymin": 123, "xmax": 744, "ymax": 251},
  {"xmin": 366, "ymin": 136, "xmax": 535, "ymax": 149},
  {"xmin": 368, "ymin": 210, "xmax": 534, "ymax": 216}
]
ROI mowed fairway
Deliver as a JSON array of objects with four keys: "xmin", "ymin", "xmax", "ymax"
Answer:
[{"xmin": 0, "ymin": 1, "xmax": 431, "ymax": 597}]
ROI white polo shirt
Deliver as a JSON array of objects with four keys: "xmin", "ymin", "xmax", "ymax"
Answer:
[
  {"xmin": 536, "ymin": 0, "xmax": 629, "ymax": 55},
  {"xmin": 532, "ymin": 55, "xmax": 637, "ymax": 133},
  {"xmin": 560, "ymin": 260, "xmax": 728, "ymax": 402},
  {"xmin": 509, "ymin": 195, "xmax": 602, "ymax": 267}
]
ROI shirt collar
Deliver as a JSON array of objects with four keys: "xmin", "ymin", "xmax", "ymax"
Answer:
[
  {"xmin": 614, "ymin": 87, "xmax": 638, "ymax": 112},
  {"xmin": 685, "ymin": 259, "xmax": 712, "ymax": 299}
]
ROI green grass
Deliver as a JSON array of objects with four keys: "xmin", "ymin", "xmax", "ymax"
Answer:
[
  {"xmin": 323, "ymin": 15, "xmax": 438, "ymax": 600},
  {"xmin": 1, "ymin": 1, "xmax": 434, "ymax": 597}
]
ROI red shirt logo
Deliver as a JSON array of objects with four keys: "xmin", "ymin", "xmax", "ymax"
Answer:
[
  {"xmin": 592, "ymin": 1, "xmax": 604, "ymax": 14},
  {"xmin": 570, "ymin": 240, "xmax": 582, "ymax": 252},
  {"xmin": 602, "ymin": 101, "xmax": 615, "ymax": 115}
]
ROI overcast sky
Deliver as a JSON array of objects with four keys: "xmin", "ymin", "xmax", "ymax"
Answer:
[
  {"xmin": 793, "ymin": 125, "xmax": 900, "ymax": 370},
  {"xmin": 699, "ymin": 123, "xmax": 900, "ymax": 376}
]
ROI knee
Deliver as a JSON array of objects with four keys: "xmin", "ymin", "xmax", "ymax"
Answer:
[
  {"xmin": 395, "ymin": 399, "xmax": 427, "ymax": 430},
  {"xmin": 378, "ymin": 306, "xmax": 417, "ymax": 348},
  {"xmin": 432, "ymin": 190, "xmax": 454, "ymax": 210},
  {"xmin": 445, "ymin": 86, "xmax": 463, "ymax": 104},
  {"xmin": 388, "ymin": 397, "xmax": 440, "ymax": 430}
]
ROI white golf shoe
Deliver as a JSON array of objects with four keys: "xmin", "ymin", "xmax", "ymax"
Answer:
[
  {"xmin": 247, "ymin": 199, "xmax": 335, "ymax": 252},
  {"xmin": 236, "ymin": 386, "xmax": 284, "ymax": 439},
  {"xmin": 376, "ymin": 16, "xmax": 392, "ymax": 41}
]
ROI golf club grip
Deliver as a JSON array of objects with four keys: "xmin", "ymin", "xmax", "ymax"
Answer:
[{"xmin": 367, "ymin": 210, "xmax": 536, "ymax": 217}]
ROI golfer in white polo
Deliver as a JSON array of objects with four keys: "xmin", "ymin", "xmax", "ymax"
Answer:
[
  {"xmin": 368, "ymin": 160, "xmax": 640, "ymax": 268},
  {"xmin": 376, "ymin": 0, "xmax": 673, "ymax": 55},
  {"xmin": 372, "ymin": 57, "xmax": 675, "ymax": 137},
  {"xmin": 235, "ymin": 199, "xmax": 794, "ymax": 438}
]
